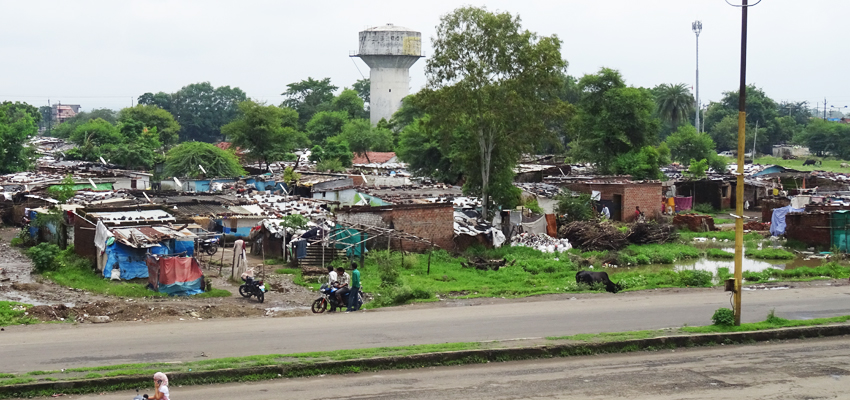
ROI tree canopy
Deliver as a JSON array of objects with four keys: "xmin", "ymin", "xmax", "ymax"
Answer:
[
  {"xmin": 118, "ymin": 105, "xmax": 180, "ymax": 148},
  {"xmin": 139, "ymin": 82, "xmax": 247, "ymax": 142},
  {"xmin": 419, "ymin": 6, "xmax": 567, "ymax": 217},
  {"xmin": 164, "ymin": 142, "xmax": 246, "ymax": 178},
  {"xmin": 222, "ymin": 100, "xmax": 307, "ymax": 168},
  {"xmin": 281, "ymin": 77, "xmax": 337, "ymax": 128},
  {"xmin": 653, "ymin": 83, "xmax": 694, "ymax": 130},
  {"xmin": 0, "ymin": 101, "xmax": 38, "ymax": 173}
]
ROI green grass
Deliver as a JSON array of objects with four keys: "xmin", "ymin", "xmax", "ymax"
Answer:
[
  {"xmin": 547, "ymin": 330, "xmax": 661, "ymax": 342},
  {"xmin": 741, "ymin": 262, "xmax": 850, "ymax": 282},
  {"xmin": 683, "ymin": 314, "xmax": 850, "ymax": 333},
  {"xmin": 678, "ymin": 230, "xmax": 763, "ymax": 241},
  {"xmin": 618, "ymin": 243, "xmax": 700, "ymax": 265},
  {"xmin": 0, "ymin": 301, "xmax": 38, "ymax": 327},
  {"xmin": 713, "ymin": 218, "xmax": 734, "ymax": 224},
  {"xmin": 755, "ymin": 155, "xmax": 850, "ymax": 173},
  {"xmin": 706, "ymin": 248, "xmax": 735, "ymax": 259},
  {"xmin": 745, "ymin": 248, "xmax": 796, "ymax": 260}
]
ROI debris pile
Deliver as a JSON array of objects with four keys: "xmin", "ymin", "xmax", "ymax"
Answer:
[
  {"xmin": 558, "ymin": 221, "xmax": 628, "ymax": 251},
  {"xmin": 460, "ymin": 257, "xmax": 515, "ymax": 271},
  {"xmin": 627, "ymin": 223, "xmax": 678, "ymax": 245},
  {"xmin": 672, "ymin": 214, "xmax": 716, "ymax": 232},
  {"xmin": 510, "ymin": 232, "xmax": 572, "ymax": 252},
  {"xmin": 743, "ymin": 221, "xmax": 770, "ymax": 231}
]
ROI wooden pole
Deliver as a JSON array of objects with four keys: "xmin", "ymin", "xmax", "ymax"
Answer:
[
  {"xmin": 427, "ymin": 236, "xmax": 433, "ymax": 275},
  {"xmin": 219, "ymin": 235, "xmax": 225, "ymax": 276}
]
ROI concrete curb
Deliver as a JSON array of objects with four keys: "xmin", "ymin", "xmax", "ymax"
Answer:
[{"xmin": 2, "ymin": 324, "xmax": 849, "ymax": 398}]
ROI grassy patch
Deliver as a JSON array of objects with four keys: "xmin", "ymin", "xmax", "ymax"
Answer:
[
  {"xmin": 0, "ymin": 301, "xmax": 38, "ymax": 327},
  {"xmin": 618, "ymin": 243, "xmax": 700, "ymax": 265},
  {"xmin": 745, "ymin": 248, "xmax": 795, "ymax": 260},
  {"xmin": 742, "ymin": 262, "xmax": 850, "ymax": 282},
  {"xmin": 713, "ymin": 218, "xmax": 734, "ymax": 224},
  {"xmin": 754, "ymin": 155, "xmax": 850, "ymax": 173},
  {"xmin": 547, "ymin": 330, "xmax": 661, "ymax": 342},
  {"xmin": 683, "ymin": 314, "xmax": 850, "ymax": 333},
  {"xmin": 706, "ymin": 248, "xmax": 735, "ymax": 259},
  {"xmin": 678, "ymin": 230, "xmax": 763, "ymax": 242}
]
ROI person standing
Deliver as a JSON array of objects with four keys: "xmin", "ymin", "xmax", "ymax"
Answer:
[
  {"xmin": 347, "ymin": 261, "xmax": 361, "ymax": 312},
  {"xmin": 601, "ymin": 205, "xmax": 610, "ymax": 220}
]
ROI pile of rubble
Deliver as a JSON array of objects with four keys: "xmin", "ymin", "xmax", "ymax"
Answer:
[
  {"xmin": 558, "ymin": 221, "xmax": 628, "ymax": 251},
  {"xmin": 514, "ymin": 183, "xmax": 562, "ymax": 198},
  {"xmin": 743, "ymin": 221, "xmax": 770, "ymax": 231},
  {"xmin": 510, "ymin": 232, "xmax": 571, "ymax": 253},
  {"xmin": 672, "ymin": 214, "xmax": 716, "ymax": 232}
]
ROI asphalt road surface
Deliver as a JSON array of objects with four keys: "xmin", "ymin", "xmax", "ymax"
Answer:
[
  {"xmin": 67, "ymin": 336, "xmax": 850, "ymax": 400},
  {"xmin": 3, "ymin": 284, "xmax": 850, "ymax": 373}
]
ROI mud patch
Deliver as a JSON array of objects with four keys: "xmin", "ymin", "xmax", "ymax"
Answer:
[{"xmin": 27, "ymin": 301, "xmax": 268, "ymax": 323}]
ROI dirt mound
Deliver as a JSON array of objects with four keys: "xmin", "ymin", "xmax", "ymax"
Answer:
[
  {"xmin": 673, "ymin": 214, "xmax": 716, "ymax": 232},
  {"xmin": 27, "ymin": 301, "xmax": 267, "ymax": 323},
  {"xmin": 743, "ymin": 221, "xmax": 769, "ymax": 231}
]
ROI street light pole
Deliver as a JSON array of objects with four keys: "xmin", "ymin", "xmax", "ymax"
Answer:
[{"xmin": 693, "ymin": 21, "xmax": 702, "ymax": 132}]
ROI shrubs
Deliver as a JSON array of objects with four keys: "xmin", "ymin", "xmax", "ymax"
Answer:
[
  {"xmin": 745, "ymin": 248, "xmax": 795, "ymax": 260},
  {"xmin": 677, "ymin": 270, "xmax": 713, "ymax": 287},
  {"xmin": 711, "ymin": 308, "xmax": 735, "ymax": 327},
  {"xmin": 693, "ymin": 203, "xmax": 716, "ymax": 214},
  {"xmin": 706, "ymin": 248, "xmax": 734, "ymax": 259},
  {"xmin": 27, "ymin": 243, "xmax": 62, "ymax": 273}
]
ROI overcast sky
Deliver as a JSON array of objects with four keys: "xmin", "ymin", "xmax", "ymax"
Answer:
[{"xmin": 1, "ymin": 0, "xmax": 847, "ymax": 113}]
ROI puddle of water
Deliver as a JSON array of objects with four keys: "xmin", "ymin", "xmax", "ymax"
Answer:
[{"xmin": 0, "ymin": 289, "xmax": 75, "ymax": 307}]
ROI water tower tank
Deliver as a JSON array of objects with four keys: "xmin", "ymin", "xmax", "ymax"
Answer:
[{"xmin": 353, "ymin": 24, "xmax": 423, "ymax": 126}]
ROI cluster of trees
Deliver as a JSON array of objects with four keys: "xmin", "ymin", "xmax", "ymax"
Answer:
[{"xmin": 0, "ymin": 101, "xmax": 40, "ymax": 173}]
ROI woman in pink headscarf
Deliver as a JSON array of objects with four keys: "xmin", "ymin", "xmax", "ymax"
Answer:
[{"xmin": 152, "ymin": 372, "xmax": 170, "ymax": 400}]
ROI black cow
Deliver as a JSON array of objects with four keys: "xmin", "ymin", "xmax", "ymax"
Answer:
[
  {"xmin": 576, "ymin": 271, "xmax": 623, "ymax": 293},
  {"xmin": 803, "ymin": 159, "xmax": 821, "ymax": 166}
]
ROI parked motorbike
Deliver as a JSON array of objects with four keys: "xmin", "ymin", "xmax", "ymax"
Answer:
[
  {"xmin": 311, "ymin": 283, "xmax": 363, "ymax": 313},
  {"xmin": 199, "ymin": 236, "xmax": 219, "ymax": 256},
  {"xmin": 239, "ymin": 275, "xmax": 265, "ymax": 303},
  {"xmin": 132, "ymin": 389, "xmax": 148, "ymax": 400}
]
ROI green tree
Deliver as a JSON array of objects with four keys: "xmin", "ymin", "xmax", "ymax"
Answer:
[
  {"xmin": 1, "ymin": 101, "xmax": 41, "ymax": 123},
  {"xmin": 281, "ymin": 77, "xmax": 338, "ymax": 127},
  {"xmin": 797, "ymin": 119, "xmax": 850, "ymax": 158},
  {"xmin": 47, "ymin": 174, "xmax": 77, "ymax": 204},
  {"xmin": 704, "ymin": 85, "xmax": 778, "ymax": 133},
  {"xmin": 118, "ymin": 105, "xmax": 181, "ymax": 148},
  {"xmin": 170, "ymin": 82, "xmax": 247, "ymax": 142},
  {"xmin": 396, "ymin": 116, "xmax": 461, "ymax": 183},
  {"xmin": 686, "ymin": 158, "xmax": 709, "ymax": 179},
  {"xmin": 665, "ymin": 125, "xmax": 717, "ymax": 164},
  {"xmin": 332, "ymin": 89, "xmax": 367, "ymax": 119},
  {"xmin": 421, "ymin": 6, "xmax": 567, "ymax": 218},
  {"xmin": 708, "ymin": 114, "xmax": 744, "ymax": 152},
  {"xmin": 67, "ymin": 118, "xmax": 122, "ymax": 161},
  {"xmin": 571, "ymin": 68, "xmax": 660, "ymax": 173},
  {"xmin": 611, "ymin": 146, "xmax": 667, "ymax": 180},
  {"xmin": 222, "ymin": 100, "xmax": 307, "ymax": 169},
  {"xmin": 309, "ymin": 139, "xmax": 352, "ymax": 167},
  {"xmin": 339, "ymin": 118, "xmax": 393, "ymax": 161},
  {"xmin": 164, "ymin": 142, "xmax": 246, "ymax": 178},
  {"xmin": 306, "ymin": 110, "xmax": 348, "ymax": 143},
  {"xmin": 137, "ymin": 92, "xmax": 173, "ymax": 111},
  {"xmin": 0, "ymin": 102, "xmax": 38, "ymax": 173},
  {"xmin": 653, "ymin": 83, "xmax": 694, "ymax": 129},
  {"xmin": 352, "ymin": 78, "xmax": 370, "ymax": 108},
  {"xmin": 51, "ymin": 109, "xmax": 118, "ymax": 138}
]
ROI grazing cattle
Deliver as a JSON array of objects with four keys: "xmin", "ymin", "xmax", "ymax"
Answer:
[
  {"xmin": 803, "ymin": 159, "xmax": 820, "ymax": 166},
  {"xmin": 841, "ymin": 163, "xmax": 848, "ymax": 168},
  {"xmin": 576, "ymin": 271, "xmax": 623, "ymax": 293}
]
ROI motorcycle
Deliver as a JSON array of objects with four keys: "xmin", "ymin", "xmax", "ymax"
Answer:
[
  {"xmin": 132, "ymin": 389, "xmax": 148, "ymax": 400},
  {"xmin": 239, "ymin": 275, "xmax": 265, "ymax": 303},
  {"xmin": 311, "ymin": 283, "xmax": 362, "ymax": 313},
  {"xmin": 199, "ymin": 236, "xmax": 219, "ymax": 256}
]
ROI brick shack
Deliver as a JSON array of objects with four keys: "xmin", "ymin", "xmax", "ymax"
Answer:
[
  {"xmin": 335, "ymin": 203, "xmax": 454, "ymax": 252},
  {"xmin": 547, "ymin": 177, "xmax": 662, "ymax": 222}
]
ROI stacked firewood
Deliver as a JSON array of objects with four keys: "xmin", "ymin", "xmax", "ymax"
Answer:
[{"xmin": 626, "ymin": 223, "xmax": 678, "ymax": 245}]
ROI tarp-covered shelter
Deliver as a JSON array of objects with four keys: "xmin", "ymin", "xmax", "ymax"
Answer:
[
  {"xmin": 770, "ymin": 205, "xmax": 805, "ymax": 236},
  {"xmin": 98, "ymin": 225, "xmax": 199, "ymax": 280},
  {"xmin": 146, "ymin": 254, "xmax": 204, "ymax": 296}
]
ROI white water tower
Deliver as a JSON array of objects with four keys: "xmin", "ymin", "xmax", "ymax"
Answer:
[{"xmin": 352, "ymin": 24, "xmax": 422, "ymax": 126}]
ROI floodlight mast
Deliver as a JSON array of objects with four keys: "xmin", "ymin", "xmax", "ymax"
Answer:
[{"xmin": 692, "ymin": 20, "xmax": 702, "ymax": 131}]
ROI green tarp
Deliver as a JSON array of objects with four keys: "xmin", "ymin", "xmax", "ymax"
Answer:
[
  {"xmin": 831, "ymin": 210, "xmax": 850, "ymax": 251},
  {"xmin": 332, "ymin": 225, "xmax": 367, "ymax": 257},
  {"xmin": 50, "ymin": 182, "xmax": 114, "ymax": 191}
]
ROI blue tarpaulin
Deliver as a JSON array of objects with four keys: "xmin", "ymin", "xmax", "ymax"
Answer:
[
  {"xmin": 103, "ymin": 242, "xmax": 149, "ymax": 280},
  {"xmin": 770, "ymin": 205, "xmax": 805, "ymax": 236},
  {"xmin": 174, "ymin": 240, "xmax": 195, "ymax": 256}
]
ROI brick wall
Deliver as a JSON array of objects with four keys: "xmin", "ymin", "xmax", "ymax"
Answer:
[
  {"xmin": 785, "ymin": 212, "xmax": 831, "ymax": 248},
  {"xmin": 336, "ymin": 203, "xmax": 454, "ymax": 252},
  {"xmin": 561, "ymin": 182, "xmax": 661, "ymax": 222}
]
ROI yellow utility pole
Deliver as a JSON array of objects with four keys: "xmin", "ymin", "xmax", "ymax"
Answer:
[{"xmin": 730, "ymin": 0, "xmax": 760, "ymax": 326}]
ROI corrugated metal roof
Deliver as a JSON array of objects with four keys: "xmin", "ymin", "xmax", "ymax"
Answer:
[
  {"xmin": 111, "ymin": 225, "xmax": 197, "ymax": 248},
  {"xmin": 89, "ymin": 210, "xmax": 175, "ymax": 225},
  {"xmin": 171, "ymin": 204, "xmax": 233, "ymax": 216}
]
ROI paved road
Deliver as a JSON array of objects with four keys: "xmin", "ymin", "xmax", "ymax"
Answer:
[
  {"xmin": 3, "ymin": 285, "xmax": 850, "ymax": 373},
  {"xmin": 67, "ymin": 336, "xmax": 850, "ymax": 400}
]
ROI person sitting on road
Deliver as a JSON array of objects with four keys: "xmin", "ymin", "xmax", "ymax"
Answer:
[
  {"xmin": 335, "ymin": 267, "xmax": 350, "ymax": 305},
  {"xmin": 152, "ymin": 372, "xmax": 170, "ymax": 400}
]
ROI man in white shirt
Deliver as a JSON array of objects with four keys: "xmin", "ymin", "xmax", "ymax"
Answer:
[
  {"xmin": 326, "ymin": 265, "xmax": 338, "ymax": 287},
  {"xmin": 601, "ymin": 205, "xmax": 610, "ymax": 220}
]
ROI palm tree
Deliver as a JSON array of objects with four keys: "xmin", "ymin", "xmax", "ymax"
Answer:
[{"xmin": 655, "ymin": 83, "xmax": 695, "ymax": 128}]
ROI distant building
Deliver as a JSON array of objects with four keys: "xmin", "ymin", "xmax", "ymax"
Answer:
[{"xmin": 52, "ymin": 104, "xmax": 81, "ymax": 124}]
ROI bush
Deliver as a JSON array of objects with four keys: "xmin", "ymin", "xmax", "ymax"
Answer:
[
  {"xmin": 677, "ymin": 269, "xmax": 713, "ymax": 287},
  {"xmin": 706, "ymin": 248, "xmax": 734, "ymax": 259},
  {"xmin": 693, "ymin": 203, "xmax": 716, "ymax": 214},
  {"xmin": 27, "ymin": 243, "xmax": 62, "ymax": 273},
  {"xmin": 712, "ymin": 308, "xmax": 735, "ymax": 326},
  {"xmin": 554, "ymin": 192, "xmax": 595, "ymax": 223}
]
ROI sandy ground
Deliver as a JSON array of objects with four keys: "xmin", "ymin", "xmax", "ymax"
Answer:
[
  {"xmin": 0, "ymin": 226, "xmax": 319, "ymax": 323},
  {"xmin": 59, "ymin": 336, "xmax": 850, "ymax": 400}
]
